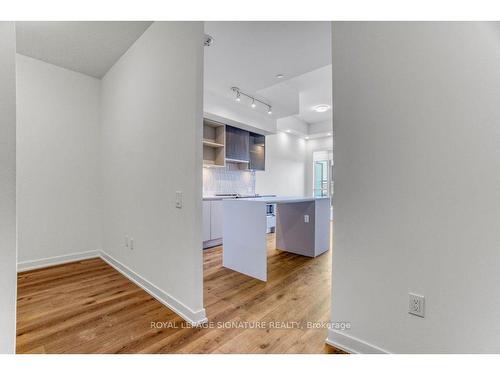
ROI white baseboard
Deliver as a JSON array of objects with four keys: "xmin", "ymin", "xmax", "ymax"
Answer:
[
  {"xmin": 326, "ymin": 329, "xmax": 389, "ymax": 354},
  {"xmin": 99, "ymin": 250, "xmax": 207, "ymax": 326},
  {"xmin": 203, "ymin": 238, "xmax": 222, "ymax": 249},
  {"xmin": 17, "ymin": 250, "xmax": 100, "ymax": 272}
]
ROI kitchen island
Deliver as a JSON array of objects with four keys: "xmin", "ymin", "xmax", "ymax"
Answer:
[{"xmin": 222, "ymin": 196, "xmax": 330, "ymax": 281}]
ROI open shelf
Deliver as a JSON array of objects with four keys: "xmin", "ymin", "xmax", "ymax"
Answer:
[
  {"xmin": 203, "ymin": 118, "xmax": 225, "ymax": 168},
  {"xmin": 203, "ymin": 139, "xmax": 225, "ymax": 148},
  {"xmin": 203, "ymin": 160, "xmax": 226, "ymax": 168}
]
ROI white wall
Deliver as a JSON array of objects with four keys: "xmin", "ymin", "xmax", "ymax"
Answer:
[
  {"xmin": 255, "ymin": 132, "xmax": 307, "ymax": 196},
  {"xmin": 0, "ymin": 21, "xmax": 17, "ymax": 354},
  {"xmin": 305, "ymin": 136, "xmax": 333, "ymax": 197},
  {"xmin": 101, "ymin": 22, "xmax": 205, "ymax": 322},
  {"xmin": 330, "ymin": 22, "xmax": 500, "ymax": 353},
  {"xmin": 16, "ymin": 54, "xmax": 102, "ymax": 266}
]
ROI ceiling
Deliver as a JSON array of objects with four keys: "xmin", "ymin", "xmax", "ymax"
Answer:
[
  {"xmin": 204, "ymin": 21, "xmax": 332, "ymax": 125},
  {"xmin": 259, "ymin": 65, "xmax": 332, "ymax": 124},
  {"xmin": 16, "ymin": 21, "xmax": 152, "ymax": 78},
  {"xmin": 15, "ymin": 21, "xmax": 332, "ymax": 129}
]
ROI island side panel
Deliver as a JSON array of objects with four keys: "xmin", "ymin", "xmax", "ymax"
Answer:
[
  {"xmin": 275, "ymin": 201, "xmax": 316, "ymax": 257},
  {"xmin": 314, "ymin": 198, "xmax": 331, "ymax": 256},
  {"xmin": 222, "ymin": 200, "xmax": 268, "ymax": 281}
]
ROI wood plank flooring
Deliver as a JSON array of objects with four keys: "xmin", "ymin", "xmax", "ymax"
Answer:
[{"xmin": 16, "ymin": 233, "xmax": 344, "ymax": 354}]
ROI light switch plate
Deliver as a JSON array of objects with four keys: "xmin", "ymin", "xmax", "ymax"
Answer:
[
  {"xmin": 304, "ymin": 214, "xmax": 309, "ymax": 223},
  {"xmin": 409, "ymin": 293, "xmax": 425, "ymax": 317},
  {"xmin": 175, "ymin": 191, "xmax": 182, "ymax": 208}
]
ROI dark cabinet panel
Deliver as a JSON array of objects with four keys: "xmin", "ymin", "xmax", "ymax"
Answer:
[
  {"xmin": 249, "ymin": 132, "xmax": 265, "ymax": 171},
  {"xmin": 225, "ymin": 125, "xmax": 249, "ymax": 161}
]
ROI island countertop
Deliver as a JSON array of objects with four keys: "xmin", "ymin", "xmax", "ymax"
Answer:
[
  {"xmin": 229, "ymin": 196, "xmax": 329, "ymax": 204},
  {"xmin": 202, "ymin": 194, "xmax": 278, "ymax": 201},
  {"xmin": 222, "ymin": 195, "xmax": 330, "ymax": 281}
]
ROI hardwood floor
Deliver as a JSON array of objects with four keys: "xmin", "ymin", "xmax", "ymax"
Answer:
[{"xmin": 16, "ymin": 233, "xmax": 344, "ymax": 354}]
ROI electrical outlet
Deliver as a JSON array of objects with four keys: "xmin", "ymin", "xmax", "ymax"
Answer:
[
  {"xmin": 304, "ymin": 214, "xmax": 309, "ymax": 223},
  {"xmin": 130, "ymin": 238, "xmax": 134, "ymax": 250},
  {"xmin": 408, "ymin": 293, "xmax": 425, "ymax": 317}
]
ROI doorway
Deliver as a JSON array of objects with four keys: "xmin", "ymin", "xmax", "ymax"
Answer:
[{"xmin": 313, "ymin": 150, "xmax": 334, "ymax": 218}]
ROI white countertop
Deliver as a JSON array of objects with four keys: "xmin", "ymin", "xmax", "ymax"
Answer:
[
  {"xmin": 203, "ymin": 194, "xmax": 277, "ymax": 201},
  {"xmin": 226, "ymin": 196, "xmax": 329, "ymax": 204}
]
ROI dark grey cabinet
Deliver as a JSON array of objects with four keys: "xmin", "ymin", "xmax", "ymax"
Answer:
[
  {"xmin": 224, "ymin": 125, "xmax": 266, "ymax": 170},
  {"xmin": 249, "ymin": 132, "xmax": 265, "ymax": 171},
  {"xmin": 225, "ymin": 125, "xmax": 249, "ymax": 161}
]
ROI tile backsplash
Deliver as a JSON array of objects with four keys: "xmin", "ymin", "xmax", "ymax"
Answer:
[{"xmin": 203, "ymin": 165, "xmax": 256, "ymax": 196}]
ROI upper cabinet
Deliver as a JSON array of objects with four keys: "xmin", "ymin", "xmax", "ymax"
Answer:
[
  {"xmin": 225, "ymin": 125, "xmax": 250, "ymax": 162},
  {"xmin": 249, "ymin": 132, "xmax": 265, "ymax": 171},
  {"xmin": 203, "ymin": 119, "xmax": 266, "ymax": 171}
]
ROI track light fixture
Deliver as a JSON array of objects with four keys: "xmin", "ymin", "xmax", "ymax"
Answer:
[{"xmin": 231, "ymin": 87, "xmax": 272, "ymax": 115}]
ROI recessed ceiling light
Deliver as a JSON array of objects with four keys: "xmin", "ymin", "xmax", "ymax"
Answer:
[
  {"xmin": 305, "ymin": 136, "xmax": 309, "ymax": 140},
  {"xmin": 286, "ymin": 130, "xmax": 291, "ymax": 133},
  {"xmin": 314, "ymin": 104, "xmax": 330, "ymax": 113},
  {"xmin": 327, "ymin": 133, "xmax": 332, "ymax": 136},
  {"xmin": 276, "ymin": 74, "xmax": 284, "ymax": 79}
]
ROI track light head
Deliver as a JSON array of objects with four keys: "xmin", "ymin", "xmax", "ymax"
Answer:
[
  {"xmin": 251, "ymin": 99, "xmax": 256, "ymax": 108},
  {"xmin": 267, "ymin": 107, "xmax": 272, "ymax": 114}
]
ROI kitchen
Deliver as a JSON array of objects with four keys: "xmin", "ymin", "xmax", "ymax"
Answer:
[
  {"xmin": 202, "ymin": 117, "xmax": 278, "ymax": 249},
  {"xmin": 202, "ymin": 22, "xmax": 334, "ymax": 282}
]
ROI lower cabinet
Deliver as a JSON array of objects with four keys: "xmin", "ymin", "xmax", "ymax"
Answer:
[
  {"xmin": 210, "ymin": 200, "xmax": 223, "ymax": 239},
  {"xmin": 203, "ymin": 200, "xmax": 224, "ymax": 248},
  {"xmin": 202, "ymin": 201, "xmax": 211, "ymax": 242}
]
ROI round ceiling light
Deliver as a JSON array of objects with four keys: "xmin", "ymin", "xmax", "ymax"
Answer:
[
  {"xmin": 314, "ymin": 104, "xmax": 330, "ymax": 113},
  {"xmin": 276, "ymin": 74, "xmax": 285, "ymax": 79}
]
